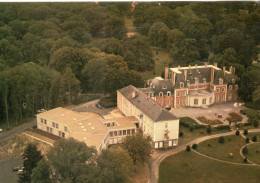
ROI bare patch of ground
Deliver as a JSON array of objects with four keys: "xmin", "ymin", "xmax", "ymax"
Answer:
[{"xmin": 133, "ymin": 162, "xmax": 150, "ymax": 183}]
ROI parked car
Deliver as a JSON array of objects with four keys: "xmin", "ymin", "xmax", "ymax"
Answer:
[
  {"xmin": 13, "ymin": 166, "xmax": 20, "ymax": 172},
  {"xmin": 17, "ymin": 169, "xmax": 23, "ymax": 175},
  {"xmin": 95, "ymin": 103, "xmax": 102, "ymax": 109},
  {"xmin": 0, "ymin": 128, "xmax": 3, "ymax": 132}
]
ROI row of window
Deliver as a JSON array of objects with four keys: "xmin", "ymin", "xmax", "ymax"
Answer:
[
  {"xmin": 109, "ymin": 129, "xmax": 135, "ymax": 137},
  {"xmin": 46, "ymin": 127, "xmax": 65, "ymax": 137},
  {"xmin": 40, "ymin": 118, "xmax": 67, "ymax": 132},
  {"xmin": 229, "ymin": 85, "xmax": 238, "ymax": 90},
  {"xmin": 194, "ymin": 97, "xmax": 213, "ymax": 105}
]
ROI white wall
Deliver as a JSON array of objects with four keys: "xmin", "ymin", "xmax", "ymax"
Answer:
[{"xmin": 153, "ymin": 119, "xmax": 179, "ymax": 142}]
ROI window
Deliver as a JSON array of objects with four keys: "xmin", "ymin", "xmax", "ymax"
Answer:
[
  {"xmin": 180, "ymin": 82, "xmax": 184, "ymax": 88},
  {"xmin": 118, "ymin": 131, "xmax": 122, "ymax": 136},
  {"xmin": 216, "ymin": 96, "xmax": 219, "ymax": 102},
  {"xmin": 222, "ymin": 88, "xmax": 225, "ymax": 92},
  {"xmin": 132, "ymin": 129, "xmax": 135, "ymax": 134},
  {"xmin": 194, "ymin": 99, "xmax": 198, "ymax": 105},
  {"xmin": 127, "ymin": 130, "xmax": 130, "ymax": 135},
  {"xmin": 221, "ymin": 95, "xmax": 225, "ymax": 101},
  {"xmin": 182, "ymin": 99, "xmax": 185, "ymax": 105},
  {"xmin": 41, "ymin": 118, "xmax": 43, "ymax": 123},
  {"xmin": 123, "ymin": 130, "xmax": 126, "ymax": 135},
  {"xmin": 64, "ymin": 126, "xmax": 67, "ymax": 132},
  {"xmin": 235, "ymin": 85, "xmax": 238, "ymax": 90},
  {"xmin": 167, "ymin": 91, "xmax": 171, "ymax": 96},
  {"xmin": 228, "ymin": 95, "xmax": 232, "ymax": 99},
  {"xmin": 50, "ymin": 128, "xmax": 53, "ymax": 133},
  {"xmin": 209, "ymin": 97, "xmax": 212, "ymax": 103},
  {"xmin": 43, "ymin": 119, "xmax": 46, "ymax": 124},
  {"xmin": 162, "ymin": 85, "xmax": 167, "ymax": 89},
  {"xmin": 56, "ymin": 123, "xmax": 59, "ymax": 129},
  {"xmin": 176, "ymin": 100, "xmax": 180, "ymax": 105},
  {"xmin": 165, "ymin": 123, "xmax": 168, "ymax": 129},
  {"xmin": 159, "ymin": 92, "xmax": 163, "ymax": 97},
  {"xmin": 219, "ymin": 78, "xmax": 223, "ymax": 84},
  {"xmin": 202, "ymin": 98, "xmax": 206, "ymax": 104},
  {"xmin": 52, "ymin": 122, "xmax": 55, "ymax": 128},
  {"xmin": 195, "ymin": 77, "xmax": 199, "ymax": 84},
  {"xmin": 217, "ymin": 88, "xmax": 220, "ymax": 93},
  {"xmin": 182, "ymin": 91, "xmax": 186, "ymax": 96},
  {"xmin": 114, "ymin": 131, "xmax": 117, "ymax": 136},
  {"xmin": 167, "ymin": 100, "xmax": 171, "ymax": 105},
  {"xmin": 177, "ymin": 92, "xmax": 180, "ymax": 97},
  {"xmin": 47, "ymin": 127, "xmax": 49, "ymax": 132},
  {"xmin": 229, "ymin": 85, "xmax": 233, "ymax": 90},
  {"xmin": 109, "ymin": 131, "xmax": 113, "ymax": 137}
]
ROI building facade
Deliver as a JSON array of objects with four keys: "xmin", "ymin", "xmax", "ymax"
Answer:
[
  {"xmin": 117, "ymin": 85, "xmax": 179, "ymax": 148},
  {"xmin": 142, "ymin": 63, "xmax": 239, "ymax": 108}
]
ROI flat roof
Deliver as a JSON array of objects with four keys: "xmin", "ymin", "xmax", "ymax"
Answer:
[{"xmin": 102, "ymin": 116, "xmax": 138, "ymax": 130}]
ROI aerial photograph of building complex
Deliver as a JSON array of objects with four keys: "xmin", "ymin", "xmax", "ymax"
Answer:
[{"xmin": 0, "ymin": 1, "xmax": 259, "ymax": 183}]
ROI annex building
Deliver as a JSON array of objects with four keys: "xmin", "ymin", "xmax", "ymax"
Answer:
[
  {"xmin": 37, "ymin": 107, "xmax": 138, "ymax": 152},
  {"xmin": 141, "ymin": 63, "xmax": 239, "ymax": 108}
]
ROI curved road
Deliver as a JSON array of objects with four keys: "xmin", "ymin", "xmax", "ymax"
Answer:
[{"xmin": 150, "ymin": 129, "xmax": 260, "ymax": 183}]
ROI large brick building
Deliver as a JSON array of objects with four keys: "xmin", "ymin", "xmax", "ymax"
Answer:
[{"xmin": 141, "ymin": 63, "xmax": 239, "ymax": 108}]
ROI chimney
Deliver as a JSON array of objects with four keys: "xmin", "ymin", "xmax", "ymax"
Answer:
[
  {"xmin": 204, "ymin": 62, "xmax": 208, "ymax": 67},
  {"xmin": 223, "ymin": 66, "xmax": 226, "ymax": 75},
  {"xmin": 184, "ymin": 70, "xmax": 187, "ymax": 81},
  {"xmin": 229, "ymin": 66, "xmax": 235, "ymax": 75},
  {"xmin": 195, "ymin": 64, "xmax": 197, "ymax": 68},
  {"xmin": 214, "ymin": 62, "xmax": 218, "ymax": 67},
  {"xmin": 164, "ymin": 67, "xmax": 168, "ymax": 80},
  {"xmin": 178, "ymin": 65, "xmax": 180, "ymax": 70},
  {"xmin": 210, "ymin": 67, "xmax": 214, "ymax": 83},
  {"xmin": 132, "ymin": 91, "xmax": 138, "ymax": 98},
  {"xmin": 172, "ymin": 72, "xmax": 176, "ymax": 86},
  {"xmin": 188, "ymin": 65, "xmax": 191, "ymax": 69}
]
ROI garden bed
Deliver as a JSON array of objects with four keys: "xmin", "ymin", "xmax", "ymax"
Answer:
[
  {"xmin": 226, "ymin": 112, "xmax": 243, "ymax": 123},
  {"xmin": 197, "ymin": 116, "xmax": 222, "ymax": 125}
]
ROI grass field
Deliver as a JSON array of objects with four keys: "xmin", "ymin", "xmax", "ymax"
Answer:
[
  {"xmin": 196, "ymin": 135, "xmax": 246, "ymax": 163},
  {"xmin": 244, "ymin": 143, "xmax": 260, "ymax": 165},
  {"xmin": 159, "ymin": 151, "xmax": 260, "ymax": 183}
]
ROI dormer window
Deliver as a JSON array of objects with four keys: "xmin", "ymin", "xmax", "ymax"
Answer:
[
  {"xmin": 167, "ymin": 91, "xmax": 171, "ymax": 96},
  {"xmin": 180, "ymin": 82, "xmax": 184, "ymax": 88},
  {"xmin": 235, "ymin": 85, "xmax": 238, "ymax": 90},
  {"xmin": 195, "ymin": 77, "xmax": 199, "ymax": 84},
  {"xmin": 229, "ymin": 85, "xmax": 233, "ymax": 90},
  {"xmin": 219, "ymin": 78, "xmax": 223, "ymax": 85},
  {"xmin": 162, "ymin": 85, "xmax": 167, "ymax": 89},
  {"xmin": 159, "ymin": 92, "xmax": 163, "ymax": 97},
  {"xmin": 203, "ymin": 78, "xmax": 206, "ymax": 83}
]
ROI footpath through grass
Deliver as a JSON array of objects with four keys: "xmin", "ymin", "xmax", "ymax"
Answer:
[
  {"xmin": 196, "ymin": 135, "xmax": 246, "ymax": 163},
  {"xmin": 159, "ymin": 151, "xmax": 260, "ymax": 183}
]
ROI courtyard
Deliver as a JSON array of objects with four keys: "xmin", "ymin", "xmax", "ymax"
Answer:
[{"xmin": 171, "ymin": 102, "xmax": 248, "ymax": 126}]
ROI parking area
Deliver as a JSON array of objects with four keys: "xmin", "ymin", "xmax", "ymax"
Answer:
[{"xmin": 171, "ymin": 103, "xmax": 248, "ymax": 126}]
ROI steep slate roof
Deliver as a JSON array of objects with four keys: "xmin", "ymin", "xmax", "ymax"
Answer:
[
  {"xmin": 154, "ymin": 80, "xmax": 175, "ymax": 95},
  {"xmin": 118, "ymin": 85, "xmax": 178, "ymax": 122}
]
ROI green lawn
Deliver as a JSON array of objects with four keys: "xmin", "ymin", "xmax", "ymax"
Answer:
[
  {"xmin": 196, "ymin": 135, "xmax": 246, "ymax": 163},
  {"xmin": 244, "ymin": 143, "xmax": 260, "ymax": 165},
  {"xmin": 159, "ymin": 151, "xmax": 260, "ymax": 183}
]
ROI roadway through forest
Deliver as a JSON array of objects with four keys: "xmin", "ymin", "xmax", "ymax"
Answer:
[{"xmin": 149, "ymin": 129, "xmax": 260, "ymax": 183}]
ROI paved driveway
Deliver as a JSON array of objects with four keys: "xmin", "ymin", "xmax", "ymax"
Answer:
[
  {"xmin": 0, "ymin": 158, "xmax": 23, "ymax": 183},
  {"xmin": 170, "ymin": 103, "xmax": 248, "ymax": 125}
]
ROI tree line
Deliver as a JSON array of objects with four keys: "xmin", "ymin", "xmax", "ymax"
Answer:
[{"xmin": 0, "ymin": 3, "xmax": 150, "ymax": 127}]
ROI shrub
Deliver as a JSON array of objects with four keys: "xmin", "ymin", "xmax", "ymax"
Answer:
[
  {"xmin": 219, "ymin": 136, "xmax": 225, "ymax": 144},
  {"xmin": 235, "ymin": 130, "xmax": 240, "ymax": 136},
  {"xmin": 192, "ymin": 144, "xmax": 197, "ymax": 149},
  {"xmin": 207, "ymin": 142, "xmax": 212, "ymax": 147},
  {"xmin": 242, "ymin": 147, "xmax": 248, "ymax": 155},
  {"xmin": 244, "ymin": 158, "xmax": 247, "ymax": 163},
  {"xmin": 33, "ymin": 125, "xmax": 37, "ymax": 129},
  {"xmin": 215, "ymin": 125, "xmax": 230, "ymax": 131},
  {"xmin": 189, "ymin": 126, "xmax": 194, "ymax": 132},
  {"xmin": 240, "ymin": 109, "xmax": 260, "ymax": 119},
  {"xmin": 200, "ymin": 129, "xmax": 205, "ymax": 134},
  {"xmin": 246, "ymin": 137, "xmax": 250, "ymax": 143},
  {"xmin": 180, "ymin": 117, "xmax": 199, "ymax": 128},
  {"xmin": 179, "ymin": 131, "xmax": 184, "ymax": 137},
  {"xmin": 252, "ymin": 118, "xmax": 259, "ymax": 127},
  {"xmin": 206, "ymin": 125, "xmax": 212, "ymax": 134},
  {"xmin": 252, "ymin": 135, "xmax": 257, "ymax": 142},
  {"xmin": 197, "ymin": 116, "xmax": 222, "ymax": 125},
  {"xmin": 186, "ymin": 145, "xmax": 191, "ymax": 152},
  {"xmin": 243, "ymin": 129, "xmax": 248, "ymax": 135}
]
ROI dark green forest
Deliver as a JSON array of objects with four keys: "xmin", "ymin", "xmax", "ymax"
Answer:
[{"xmin": 0, "ymin": 2, "xmax": 259, "ymax": 128}]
